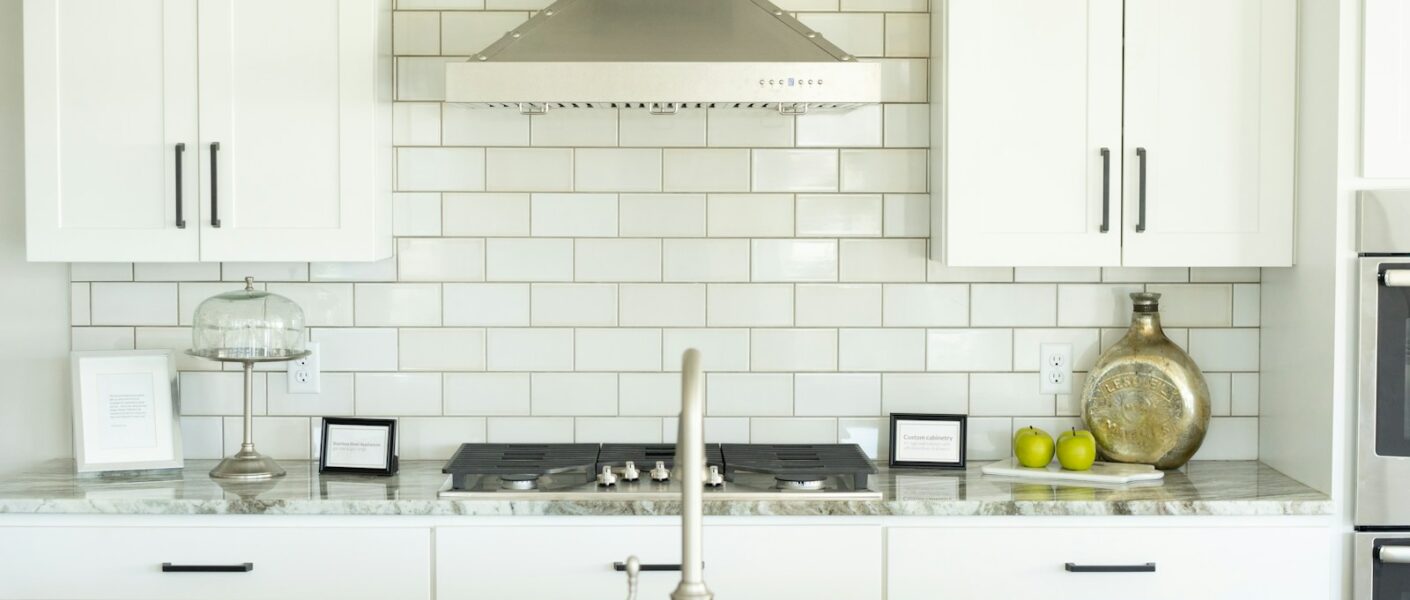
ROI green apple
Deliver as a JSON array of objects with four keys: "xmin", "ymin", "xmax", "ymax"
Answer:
[
  {"xmin": 1056, "ymin": 428, "xmax": 1097, "ymax": 471},
  {"xmin": 1013, "ymin": 426, "xmax": 1055, "ymax": 468}
]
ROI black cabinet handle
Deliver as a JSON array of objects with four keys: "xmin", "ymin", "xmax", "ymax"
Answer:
[
  {"xmin": 1065, "ymin": 562, "xmax": 1156, "ymax": 573},
  {"xmin": 161, "ymin": 562, "xmax": 253, "ymax": 573},
  {"xmin": 1135, "ymin": 147, "xmax": 1148, "ymax": 233},
  {"xmin": 209, "ymin": 142, "xmax": 221, "ymax": 228},
  {"xmin": 614, "ymin": 562, "xmax": 697, "ymax": 572},
  {"xmin": 174, "ymin": 143, "xmax": 187, "ymax": 229},
  {"xmin": 1099, "ymin": 147, "xmax": 1111, "ymax": 233}
]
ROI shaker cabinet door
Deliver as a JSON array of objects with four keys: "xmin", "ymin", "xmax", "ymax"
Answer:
[
  {"xmin": 23, "ymin": 0, "xmax": 200, "ymax": 262},
  {"xmin": 195, "ymin": 0, "xmax": 391, "ymax": 262},
  {"xmin": 940, "ymin": 0, "xmax": 1123, "ymax": 266},
  {"xmin": 1120, "ymin": 0, "xmax": 1295, "ymax": 267}
]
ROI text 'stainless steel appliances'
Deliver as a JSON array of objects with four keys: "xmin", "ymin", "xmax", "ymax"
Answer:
[
  {"xmin": 1355, "ymin": 190, "xmax": 1410, "ymax": 599},
  {"xmin": 442, "ymin": 0, "xmax": 880, "ymax": 113}
]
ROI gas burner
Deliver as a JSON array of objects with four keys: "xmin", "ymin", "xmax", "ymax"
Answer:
[
  {"xmin": 775, "ymin": 475, "xmax": 827, "ymax": 491},
  {"xmin": 499, "ymin": 474, "xmax": 540, "ymax": 490}
]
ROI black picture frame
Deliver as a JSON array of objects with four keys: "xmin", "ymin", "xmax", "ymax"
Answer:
[
  {"xmin": 319, "ymin": 417, "xmax": 398, "ymax": 476},
  {"xmin": 888, "ymin": 413, "xmax": 967, "ymax": 469}
]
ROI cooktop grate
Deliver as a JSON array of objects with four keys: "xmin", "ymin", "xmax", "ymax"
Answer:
[
  {"xmin": 596, "ymin": 443, "xmax": 724, "ymax": 472},
  {"xmin": 719, "ymin": 444, "xmax": 877, "ymax": 489}
]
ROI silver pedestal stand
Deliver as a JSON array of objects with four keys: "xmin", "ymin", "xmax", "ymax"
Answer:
[{"xmin": 187, "ymin": 349, "xmax": 311, "ymax": 480}]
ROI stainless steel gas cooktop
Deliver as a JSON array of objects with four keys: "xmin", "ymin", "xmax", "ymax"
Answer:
[{"xmin": 437, "ymin": 443, "xmax": 882, "ymax": 501}]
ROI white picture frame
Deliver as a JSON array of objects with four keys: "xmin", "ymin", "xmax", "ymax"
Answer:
[{"xmin": 70, "ymin": 350, "xmax": 183, "ymax": 473}]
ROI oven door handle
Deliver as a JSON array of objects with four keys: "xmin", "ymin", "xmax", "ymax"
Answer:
[
  {"xmin": 1382, "ymin": 271, "xmax": 1410, "ymax": 287},
  {"xmin": 1380, "ymin": 546, "xmax": 1410, "ymax": 564}
]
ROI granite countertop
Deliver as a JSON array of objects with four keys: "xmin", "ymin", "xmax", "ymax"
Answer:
[{"xmin": 0, "ymin": 460, "xmax": 1330, "ymax": 517}]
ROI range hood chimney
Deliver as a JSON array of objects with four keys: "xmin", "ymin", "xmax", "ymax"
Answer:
[{"xmin": 444, "ymin": 0, "xmax": 882, "ymax": 113}]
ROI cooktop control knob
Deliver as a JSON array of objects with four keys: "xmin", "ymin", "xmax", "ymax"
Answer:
[
  {"xmin": 621, "ymin": 461, "xmax": 641, "ymax": 481},
  {"xmin": 597, "ymin": 465, "xmax": 618, "ymax": 487},
  {"xmin": 650, "ymin": 461, "xmax": 671, "ymax": 482},
  {"xmin": 705, "ymin": 465, "xmax": 725, "ymax": 487}
]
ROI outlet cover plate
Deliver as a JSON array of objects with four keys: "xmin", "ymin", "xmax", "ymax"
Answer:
[
  {"xmin": 287, "ymin": 342, "xmax": 321, "ymax": 394},
  {"xmin": 1039, "ymin": 342, "xmax": 1072, "ymax": 395}
]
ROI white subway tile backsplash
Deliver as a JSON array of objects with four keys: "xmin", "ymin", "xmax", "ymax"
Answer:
[
  {"xmin": 486, "ymin": 328, "xmax": 574, "ymax": 371},
  {"xmin": 840, "ymin": 149, "xmax": 926, "ymax": 193},
  {"xmin": 575, "ymin": 239, "xmax": 661, "ymax": 282},
  {"xmin": 442, "ymin": 104, "xmax": 530, "ymax": 146},
  {"xmin": 1014, "ymin": 268, "xmax": 1102, "ymax": 283},
  {"xmin": 135, "ymin": 327, "xmax": 213, "ymax": 372},
  {"xmin": 796, "ymin": 284, "xmax": 881, "ymax": 327},
  {"xmin": 575, "ymin": 418, "xmax": 664, "ymax": 443},
  {"xmin": 576, "ymin": 329, "xmax": 662, "ymax": 372},
  {"xmin": 707, "ymin": 284, "xmax": 793, "ymax": 327},
  {"xmin": 706, "ymin": 109, "xmax": 794, "ymax": 148},
  {"xmin": 882, "ymin": 373, "xmax": 968, "ymax": 415},
  {"xmin": 444, "ymin": 373, "xmax": 531, "ymax": 416},
  {"xmin": 393, "ymin": 192, "xmax": 443, "ymax": 236},
  {"xmin": 882, "ymin": 284, "xmax": 967, "ymax": 326},
  {"xmin": 619, "ymin": 194, "xmax": 706, "ymax": 238},
  {"xmin": 971, "ymin": 284, "xmax": 1057, "ymax": 327},
  {"xmin": 662, "ymin": 329, "xmax": 750, "ymax": 371},
  {"xmin": 663, "ymin": 239, "xmax": 750, "ymax": 282},
  {"xmin": 927, "ymin": 329, "xmax": 1012, "ymax": 372},
  {"xmin": 310, "ymin": 258, "xmax": 396, "ymax": 282},
  {"xmin": 750, "ymin": 329, "xmax": 837, "ymax": 372},
  {"xmin": 839, "ymin": 328, "xmax": 925, "ymax": 371},
  {"xmin": 970, "ymin": 373, "xmax": 1053, "ymax": 416},
  {"xmin": 796, "ymin": 105, "xmax": 884, "ymax": 147},
  {"xmin": 620, "ymin": 373, "xmax": 681, "ymax": 416},
  {"xmin": 873, "ymin": 58, "xmax": 928, "ymax": 103},
  {"xmin": 531, "ymin": 373, "xmax": 618, "ymax": 416},
  {"xmin": 266, "ymin": 283, "xmax": 353, "ymax": 327},
  {"xmin": 444, "ymin": 283, "xmax": 531, "ymax": 326},
  {"xmin": 842, "ymin": 0, "xmax": 926, "ymax": 12},
  {"xmin": 356, "ymin": 372, "xmax": 443, "ymax": 416},
  {"xmin": 268, "ymin": 373, "xmax": 354, "ymax": 416},
  {"xmin": 531, "ymin": 283, "xmax": 617, "ymax": 326},
  {"xmin": 531, "ymin": 193, "xmax": 618, "ymax": 237},
  {"xmin": 662, "ymin": 417, "xmax": 751, "ymax": 443},
  {"xmin": 1232, "ymin": 373, "xmax": 1259, "ymax": 416},
  {"xmin": 884, "ymin": 13, "xmax": 930, "ymax": 57},
  {"xmin": 397, "ymin": 238, "xmax": 486, "ymax": 282},
  {"xmin": 72, "ymin": 327, "xmax": 135, "ymax": 351},
  {"xmin": 574, "ymin": 149, "xmax": 662, "ymax": 192},
  {"xmin": 180, "ymin": 372, "xmax": 268, "ymax": 416},
  {"xmin": 92, "ymin": 283, "xmax": 177, "ymax": 326},
  {"xmin": 393, "ymin": 102, "xmax": 442, "ymax": 145},
  {"xmin": 1188, "ymin": 329, "xmax": 1260, "ymax": 371},
  {"xmin": 355, "ymin": 283, "xmax": 442, "ymax": 326},
  {"xmin": 796, "ymin": 194, "xmax": 883, "ymax": 237},
  {"xmin": 395, "ymin": 57, "xmax": 459, "ymax": 101},
  {"xmin": 223, "ymin": 417, "xmax": 310, "ymax": 460},
  {"xmin": 1191, "ymin": 417, "xmax": 1259, "ymax": 460},
  {"xmin": 752, "ymin": 149, "xmax": 839, "ymax": 193},
  {"xmin": 397, "ymin": 147, "xmax": 485, "ymax": 191},
  {"xmin": 795, "ymin": 374, "xmax": 881, "ymax": 416},
  {"xmin": 180, "ymin": 417, "xmax": 224, "ymax": 460},
  {"xmin": 839, "ymin": 418, "xmax": 888, "ymax": 459},
  {"xmin": 443, "ymin": 193, "xmax": 530, "ymax": 236},
  {"xmin": 486, "ymin": 148, "xmax": 573, "ymax": 192},
  {"xmin": 134, "ymin": 263, "xmax": 220, "ymax": 282},
  {"xmin": 620, "ymin": 284, "xmax": 706, "ymax": 327},
  {"xmin": 485, "ymin": 238, "xmax": 574, "ymax": 281},
  {"xmin": 1057, "ymin": 284, "xmax": 1144, "ymax": 327},
  {"xmin": 707, "ymin": 194, "xmax": 794, "ymax": 237},
  {"xmin": 531, "ymin": 109, "xmax": 618, "ymax": 146},
  {"xmin": 487, "ymin": 417, "xmax": 574, "ymax": 443},
  {"xmin": 663, "ymin": 149, "xmax": 751, "ymax": 192},
  {"xmin": 882, "ymin": 106, "xmax": 929, "ymax": 149},
  {"xmin": 400, "ymin": 417, "xmax": 487, "ymax": 459},
  {"xmin": 620, "ymin": 108, "xmax": 706, "ymax": 147},
  {"xmin": 72, "ymin": 263, "xmax": 133, "ymax": 282},
  {"xmin": 710, "ymin": 374, "xmax": 800, "ymax": 416},
  {"xmin": 178, "ymin": 282, "xmax": 252, "ymax": 326},
  {"xmin": 1207, "ymin": 372, "xmax": 1232, "ymax": 416},
  {"xmin": 313, "ymin": 328, "xmax": 400, "ymax": 372},
  {"xmin": 1012, "ymin": 329, "xmax": 1101, "ymax": 371},
  {"xmin": 440, "ymin": 11, "xmax": 528, "ymax": 55},
  {"xmin": 394, "ymin": 11, "xmax": 440, "ymax": 56},
  {"xmin": 1190, "ymin": 267, "xmax": 1261, "ymax": 283},
  {"xmin": 750, "ymin": 239, "xmax": 838, "ymax": 282},
  {"xmin": 1101, "ymin": 267, "xmax": 1189, "ymax": 283},
  {"xmin": 796, "ymin": 13, "xmax": 884, "ymax": 58},
  {"xmin": 70, "ymin": 283, "xmax": 89, "ymax": 326},
  {"xmin": 750, "ymin": 418, "xmax": 838, "ymax": 444},
  {"xmin": 1146, "ymin": 284, "xmax": 1232, "ymax": 327},
  {"xmin": 1233, "ymin": 284, "xmax": 1261, "ymax": 326},
  {"xmin": 400, "ymin": 328, "xmax": 486, "ymax": 371},
  {"xmin": 841, "ymin": 239, "xmax": 927, "ymax": 282},
  {"xmin": 927, "ymin": 265, "xmax": 1014, "ymax": 283}
]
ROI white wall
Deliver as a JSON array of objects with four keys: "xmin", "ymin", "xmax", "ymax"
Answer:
[{"xmin": 0, "ymin": 0, "xmax": 73, "ymax": 475}]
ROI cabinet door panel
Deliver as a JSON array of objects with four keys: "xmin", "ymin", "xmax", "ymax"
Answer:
[
  {"xmin": 197, "ymin": 0, "xmax": 390, "ymax": 262},
  {"xmin": 942, "ymin": 0, "xmax": 1122, "ymax": 266},
  {"xmin": 23, "ymin": 0, "xmax": 199, "ymax": 262},
  {"xmin": 1122, "ymin": 0, "xmax": 1295, "ymax": 266},
  {"xmin": 1364, "ymin": 0, "xmax": 1410, "ymax": 177}
]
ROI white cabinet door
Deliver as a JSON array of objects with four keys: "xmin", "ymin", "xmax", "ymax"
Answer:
[
  {"xmin": 436, "ymin": 524, "xmax": 882, "ymax": 600},
  {"xmin": 23, "ymin": 0, "xmax": 200, "ymax": 262},
  {"xmin": 1363, "ymin": 0, "xmax": 1410, "ymax": 178},
  {"xmin": 196, "ymin": 0, "xmax": 391, "ymax": 262},
  {"xmin": 888, "ymin": 526, "xmax": 1331, "ymax": 600},
  {"xmin": 1121, "ymin": 0, "xmax": 1295, "ymax": 266},
  {"xmin": 941, "ymin": 0, "xmax": 1123, "ymax": 266}
]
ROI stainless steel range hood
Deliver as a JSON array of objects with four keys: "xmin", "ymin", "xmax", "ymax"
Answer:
[{"xmin": 444, "ymin": 0, "xmax": 882, "ymax": 112}]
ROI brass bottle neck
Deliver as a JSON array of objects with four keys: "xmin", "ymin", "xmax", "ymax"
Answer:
[{"xmin": 1130, "ymin": 312, "xmax": 1164, "ymax": 336}]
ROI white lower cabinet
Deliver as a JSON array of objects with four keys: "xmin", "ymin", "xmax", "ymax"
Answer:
[
  {"xmin": 887, "ymin": 525, "xmax": 1331, "ymax": 600},
  {"xmin": 436, "ymin": 524, "xmax": 883, "ymax": 600},
  {"xmin": 0, "ymin": 527, "xmax": 432, "ymax": 600}
]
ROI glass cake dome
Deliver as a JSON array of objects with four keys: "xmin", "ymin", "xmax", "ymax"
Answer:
[{"xmin": 189, "ymin": 277, "xmax": 308, "ymax": 362}]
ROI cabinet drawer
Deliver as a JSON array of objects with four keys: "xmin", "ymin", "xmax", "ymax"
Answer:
[
  {"xmin": 0, "ymin": 527, "xmax": 431, "ymax": 600},
  {"xmin": 887, "ymin": 526, "xmax": 1329, "ymax": 600},
  {"xmin": 437, "ymin": 524, "xmax": 882, "ymax": 600}
]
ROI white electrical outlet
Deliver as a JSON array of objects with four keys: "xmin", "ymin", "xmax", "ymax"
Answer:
[
  {"xmin": 287, "ymin": 342, "xmax": 321, "ymax": 394},
  {"xmin": 1038, "ymin": 343, "xmax": 1073, "ymax": 395}
]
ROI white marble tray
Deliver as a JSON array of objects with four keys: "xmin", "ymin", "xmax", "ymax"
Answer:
[{"xmin": 980, "ymin": 458, "xmax": 1166, "ymax": 484}]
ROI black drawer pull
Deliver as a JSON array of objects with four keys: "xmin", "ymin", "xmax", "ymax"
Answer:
[
  {"xmin": 209, "ymin": 142, "xmax": 222, "ymax": 228},
  {"xmin": 1135, "ymin": 147, "xmax": 1148, "ymax": 233},
  {"xmin": 174, "ymin": 143, "xmax": 186, "ymax": 229},
  {"xmin": 161, "ymin": 562, "xmax": 253, "ymax": 573},
  {"xmin": 1099, "ymin": 147, "xmax": 1111, "ymax": 233},
  {"xmin": 614, "ymin": 562, "xmax": 700, "ymax": 572},
  {"xmin": 1065, "ymin": 562, "xmax": 1155, "ymax": 573}
]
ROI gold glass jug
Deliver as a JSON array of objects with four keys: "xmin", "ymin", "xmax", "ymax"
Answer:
[{"xmin": 1081, "ymin": 292, "xmax": 1210, "ymax": 469}]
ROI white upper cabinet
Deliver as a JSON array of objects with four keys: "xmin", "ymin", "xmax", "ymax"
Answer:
[
  {"xmin": 24, "ymin": 0, "xmax": 200, "ymax": 262},
  {"xmin": 23, "ymin": 0, "xmax": 391, "ymax": 263},
  {"xmin": 937, "ymin": 0, "xmax": 1296, "ymax": 267},
  {"xmin": 942, "ymin": 0, "xmax": 1123, "ymax": 267},
  {"xmin": 1121, "ymin": 0, "xmax": 1295, "ymax": 267},
  {"xmin": 1363, "ymin": 0, "xmax": 1410, "ymax": 178}
]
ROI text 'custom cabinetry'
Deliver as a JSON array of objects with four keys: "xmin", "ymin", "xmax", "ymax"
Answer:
[
  {"xmin": 23, "ymin": 0, "xmax": 392, "ymax": 263},
  {"xmin": 935, "ymin": 0, "xmax": 1296, "ymax": 267}
]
